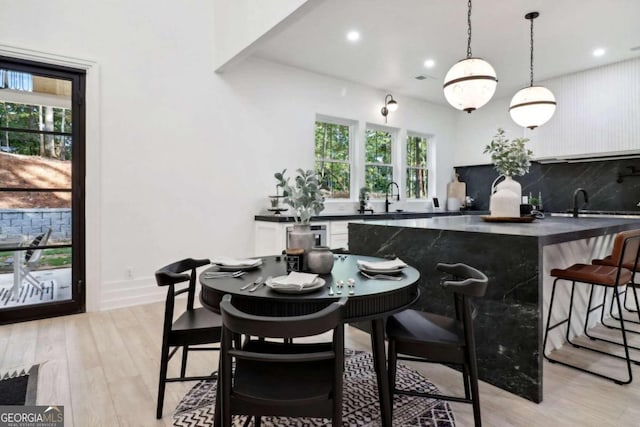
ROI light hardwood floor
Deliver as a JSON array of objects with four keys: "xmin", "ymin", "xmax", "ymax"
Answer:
[{"xmin": 2, "ymin": 301, "xmax": 640, "ymax": 427}]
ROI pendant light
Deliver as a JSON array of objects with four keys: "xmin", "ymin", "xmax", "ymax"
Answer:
[
  {"xmin": 443, "ymin": 0, "xmax": 498, "ymax": 113},
  {"xmin": 509, "ymin": 12, "xmax": 556, "ymax": 129}
]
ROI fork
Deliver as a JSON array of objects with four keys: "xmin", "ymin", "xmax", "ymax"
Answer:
[
  {"xmin": 241, "ymin": 276, "xmax": 263, "ymax": 291},
  {"xmin": 249, "ymin": 276, "xmax": 270, "ymax": 292},
  {"xmin": 359, "ymin": 271, "xmax": 403, "ymax": 281},
  {"xmin": 204, "ymin": 271, "xmax": 246, "ymax": 278}
]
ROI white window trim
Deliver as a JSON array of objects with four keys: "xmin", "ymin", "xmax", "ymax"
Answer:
[
  {"xmin": 405, "ymin": 131, "xmax": 435, "ymax": 199},
  {"xmin": 315, "ymin": 114, "xmax": 357, "ymax": 201},
  {"xmin": 364, "ymin": 123, "xmax": 398, "ymax": 199}
]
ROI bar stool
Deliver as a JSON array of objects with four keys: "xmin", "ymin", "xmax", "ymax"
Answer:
[
  {"xmin": 543, "ymin": 229, "xmax": 640, "ymax": 384},
  {"xmin": 592, "ymin": 232, "xmax": 640, "ymax": 327}
]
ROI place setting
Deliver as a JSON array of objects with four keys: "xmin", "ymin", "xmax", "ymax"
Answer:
[
  {"xmin": 264, "ymin": 271, "xmax": 326, "ymax": 294},
  {"xmin": 203, "ymin": 257, "xmax": 263, "ymax": 279},
  {"xmin": 357, "ymin": 257, "xmax": 407, "ymax": 280}
]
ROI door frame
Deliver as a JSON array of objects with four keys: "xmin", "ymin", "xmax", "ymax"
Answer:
[{"xmin": 0, "ymin": 55, "xmax": 86, "ymax": 323}]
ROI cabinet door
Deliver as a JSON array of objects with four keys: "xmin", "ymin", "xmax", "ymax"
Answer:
[{"xmin": 254, "ymin": 222, "xmax": 286, "ymax": 257}]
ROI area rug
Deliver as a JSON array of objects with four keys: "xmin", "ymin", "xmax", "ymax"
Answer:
[
  {"xmin": 173, "ymin": 349, "xmax": 455, "ymax": 426},
  {"xmin": 0, "ymin": 280, "xmax": 55, "ymax": 308},
  {"xmin": 0, "ymin": 364, "xmax": 39, "ymax": 405}
]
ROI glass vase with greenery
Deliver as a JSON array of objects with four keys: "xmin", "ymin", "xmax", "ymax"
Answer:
[
  {"xmin": 274, "ymin": 168, "xmax": 325, "ymax": 224},
  {"xmin": 483, "ymin": 128, "xmax": 533, "ymax": 177}
]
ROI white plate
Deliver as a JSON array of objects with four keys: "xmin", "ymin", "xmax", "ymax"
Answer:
[
  {"xmin": 358, "ymin": 265, "xmax": 405, "ymax": 275},
  {"xmin": 266, "ymin": 276, "xmax": 326, "ymax": 294},
  {"xmin": 216, "ymin": 260, "xmax": 262, "ymax": 271}
]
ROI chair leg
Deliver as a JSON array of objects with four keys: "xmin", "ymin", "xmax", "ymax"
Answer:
[
  {"xmin": 254, "ymin": 416, "xmax": 261, "ymax": 427},
  {"xmin": 462, "ymin": 363, "xmax": 471, "ymax": 400},
  {"xmin": 180, "ymin": 345, "xmax": 189, "ymax": 378},
  {"xmin": 466, "ymin": 341, "xmax": 482, "ymax": 426},
  {"xmin": 156, "ymin": 343, "xmax": 170, "ymax": 419},
  {"xmin": 545, "ymin": 279, "xmax": 633, "ymax": 384},
  {"xmin": 387, "ymin": 339, "xmax": 397, "ymax": 420}
]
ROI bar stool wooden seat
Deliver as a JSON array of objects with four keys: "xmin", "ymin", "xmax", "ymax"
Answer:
[{"xmin": 543, "ymin": 229, "xmax": 640, "ymax": 385}]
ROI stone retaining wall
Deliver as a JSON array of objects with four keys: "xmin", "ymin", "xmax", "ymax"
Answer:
[{"xmin": 0, "ymin": 208, "xmax": 71, "ymax": 241}]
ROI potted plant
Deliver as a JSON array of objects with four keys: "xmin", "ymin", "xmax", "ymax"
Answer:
[
  {"xmin": 483, "ymin": 128, "xmax": 533, "ymax": 217},
  {"xmin": 275, "ymin": 169, "xmax": 325, "ymax": 259},
  {"xmin": 483, "ymin": 128, "xmax": 533, "ymax": 178},
  {"xmin": 274, "ymin": 168, "xmax": 325, "ymax": 224}
]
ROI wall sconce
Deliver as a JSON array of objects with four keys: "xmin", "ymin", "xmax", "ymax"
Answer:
[{"xmin": 381, "ymin": 94, "xmax": 398, "ymax": 123}]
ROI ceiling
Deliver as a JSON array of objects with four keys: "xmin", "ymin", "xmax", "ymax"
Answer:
[{"xmin": 249, "ymin": 0, "xmax": 640, "ymax": 105}]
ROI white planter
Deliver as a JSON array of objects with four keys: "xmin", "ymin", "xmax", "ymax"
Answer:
[{"xmin": 490, "ymin": 175, "xmax": 521, "ymax": 217}]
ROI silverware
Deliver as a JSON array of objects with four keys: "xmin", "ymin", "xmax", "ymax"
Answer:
[
  {"xmin": 359, "ymin": 271, "xmax": 403, "ymax": 281},
  {"xmin": 241, "ymin": 276, "xmax": 263, "ymax": 290},
  {"xmin": 249, "ymin": 276, "xmax": 268, "ymax": 292},
  {"xmin": 204, "ymin": 271, "xmax": 246, "ymax": 278}
]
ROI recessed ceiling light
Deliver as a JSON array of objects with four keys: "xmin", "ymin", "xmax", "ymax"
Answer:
[
  {"xmin": 593, "ymin": 48, "xmax": 606, "ymax": 57},
  {"xmin": 423, "ymin": 59, "xmax": 435, "ymax": 68},
  {"xmin": 346, "ymin": 31, "xmax": 360, "ymax": 42}
]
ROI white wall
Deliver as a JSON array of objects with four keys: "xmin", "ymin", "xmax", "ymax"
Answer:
[
  {"xmin": 454, "ymin": 57, "xmax": 640, "ymax": 165},
  {"xmin": 0, "ymin": 0, "xmax": 457, "ymax": 310},
  {"xmin": 213, "ymin": 0, "xmax": 312, "ymax": 70}
]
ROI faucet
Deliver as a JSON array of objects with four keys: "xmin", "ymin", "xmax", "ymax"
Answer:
[
  {"xmin": 385, "ymin": 181, "xmax": 400, "ymax": 213},
  {"xmin": 572, "ymin": 188, "xmax": 589, "ymax": 218}
]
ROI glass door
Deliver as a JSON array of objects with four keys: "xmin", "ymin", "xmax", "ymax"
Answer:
[{"xmin": 0, "ymin": 57, "xmax": 85, "ymax": 324}]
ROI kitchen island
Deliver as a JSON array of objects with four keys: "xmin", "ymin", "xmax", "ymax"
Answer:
[{"xmin": 349, "ymin": 215, "xmax": 640, "ymax": 403}]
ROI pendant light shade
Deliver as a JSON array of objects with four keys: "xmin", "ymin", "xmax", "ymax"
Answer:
[
  {"xmin": 443, "ymin": 58, "xmax": 497, "ymax": 113},
  {"xmin": 509, "ymin": 85, "xmax": 556, "ymax": 129},
  {"xmin": 443, "ymin": 0, "xmax": 497, "ymax": 113},
  {"xmin": 509, "ymin": 12, "xmax": 556, "ymax": 129}
]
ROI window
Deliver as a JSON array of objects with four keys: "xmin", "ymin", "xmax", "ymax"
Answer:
[
  {"xmin": 365, "ymin": 128, "xmax": 393, "ymax": 198},
  {"xmin": 314, "ymin": 120, "xmax": 351, "ymax": 199},
  {"xmin": 406, "ymin": 134, "xmax": 429, "ymax": 198}
]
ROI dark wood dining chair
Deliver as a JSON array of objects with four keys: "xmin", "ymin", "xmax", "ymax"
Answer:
[
  {"xmin": 155, "ymin": 258, "xmax": 221, "ymax": 419},
  {"xmin": 386, "ymin": 262, "xmax": 488, "ymax": 427},
  {"xmin": 219, "ymin": 294, "xmax": 347, "ymax": 427}
]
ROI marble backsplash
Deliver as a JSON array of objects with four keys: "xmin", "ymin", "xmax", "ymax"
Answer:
[{"xmin": 456, "ymin": 158, "xmax": 640, "ymax": 212}]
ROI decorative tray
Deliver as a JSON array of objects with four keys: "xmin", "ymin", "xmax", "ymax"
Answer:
[{"xmin": 480, "ymin": 215, "xmax": 536, "ymax": 223}]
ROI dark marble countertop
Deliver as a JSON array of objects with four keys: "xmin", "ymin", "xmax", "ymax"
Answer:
[
  {"xmin": 354, "ymin": 215, "xmax": 640, "ymax": 245},
  {"xmin": 254, "ymin": 210, "xmax": 488, "ymax": 223}
]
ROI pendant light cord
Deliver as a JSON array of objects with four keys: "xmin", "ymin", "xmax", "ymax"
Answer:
[
  {"xmin": 466, "ymin": 0, "xmax": 472, "ymax": 58},
  {"xmin": 529, "ymin": 16, "xmax": 535, "ymax": 87}
]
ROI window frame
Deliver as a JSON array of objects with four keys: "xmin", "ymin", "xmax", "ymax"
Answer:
[
  {"xmin": 364, "ymin": 124, "xmax": 396, "ymax": 199},
  {"xmin": 314, "ymin": 114, "xmax": 356, "ymax": 200},
  {"xmin": 404, "ymin": 132, "xmax": 433, "ymax": 199}
]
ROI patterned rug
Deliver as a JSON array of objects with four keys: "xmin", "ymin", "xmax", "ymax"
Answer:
[
  {"xmin": 173, "ymin": 349, "xmax": 455, "ymax": 426},
  {"xmin": 0, "ymin": 280, "xmax": 55, "ymax": 307},
  {"xmin": 0, "ymin": 364, "xmax": 39, "ymax": 405}
]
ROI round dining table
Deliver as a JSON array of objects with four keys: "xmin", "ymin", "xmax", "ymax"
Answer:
[{"xmin": 199, "ymin": 254, "xmax": 420, "ymax": 427}]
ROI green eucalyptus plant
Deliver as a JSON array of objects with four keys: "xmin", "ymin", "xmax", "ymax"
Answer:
[
  {"xmin": 274, "ymin": 168, "xmax": 325, "ymax": 224},
  {"xmin": 483, "ymin": 128, "xmax": 533, "ymax": 177}
]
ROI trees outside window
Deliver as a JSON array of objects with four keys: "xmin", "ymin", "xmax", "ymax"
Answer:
[
  {"xmin": 406, "ymin": 135, "xmax": 429, "ymax": 199},
  {"xmin": 314, "ymin": 120, "xmax": 351, "ymax": 199},
  {"xmin": 365, "ymin": 128, "xmax": 393, "ymax": 198}
]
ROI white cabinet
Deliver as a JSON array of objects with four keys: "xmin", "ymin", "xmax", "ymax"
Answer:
[
  {"xmin": 254, "ymin": 222, "xmax": 286, "ymax": 257},
  {"xmin": 328, "ymin": 220, "xmax": 363, "ymax": 250}
]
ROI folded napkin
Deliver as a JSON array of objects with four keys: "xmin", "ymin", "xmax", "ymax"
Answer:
[
  {"xmin": 269, "ymin": 272, "xmax": 319, "ymax": 290},
  {"xmin": 210, "ymin": 257, "xmax": 262, "ymax": 267},
  {"xmin": 357, "ymin": 258, "xmax": 407, "ymax": 271}
]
